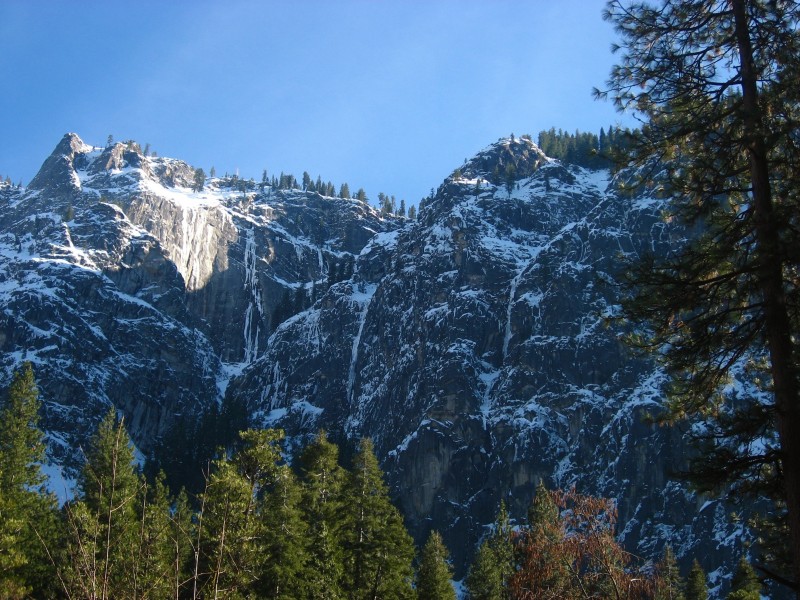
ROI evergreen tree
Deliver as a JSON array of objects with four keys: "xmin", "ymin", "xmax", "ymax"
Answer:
[
  {"xmin": 466, "ymin": 541, "xmax": 503, "ymax": 600},
  {"xmin": 417, "ymin": 531, "xmax": 456, "ymax": 600},
  {"xmin": 685, "ymin": 560, "xmax": 708, "ymax": 600},
  {"xmin": 355, "ymin": 188, "xmax": 367, "ymax": 202},
  {"xmin": 655, "ymin": 545, "xmax": 685, "ymax": 600},
  {"xmin": 196, "ymin": 453, "xmax": 260, "ymax": 598},
  {"xmin": 0, "ymin": 363, "xmax": 59, "ymax": 598},
  {"xmin": 303, "ymin": 171, "xmax": 312, "ymax": 191},
  {"xmin": 511, "ymin": 482, "xmax": 571, "ymax": 598},
  {"xmin": 342, "ymin": 438, "xmax": 415, "ymax": 599},
  {"xmin": 63, "ymin": 409, "xmax": 142, "ymax": 599},
  {"xmin": 466, "ymin": 501, "xmax": 514, "ymax": 600},
  {"xmin": 339, "ymin": 183, "xmax": 350, "ymax": 199},
  {"xmin": 408, "ymin": 205, "xmax": 417, "ymax": 220},
  {"xmin": 600, "ymin": 0, "xmax": 800, "ymax": 588},
  {"xmin": 257, "ymin": 464, "xmax": 309, "ymax": 599},
  {"xmin": 299, "ymin": 431, "xmax": 347, "ymax": 600},
  {"xmin": 728, "ymin": 557, "xmax": 761, "ymax": 600},
  {"xmin": 398, "ymin": 198, "xmax": 406, "ymax": 218},
  {"xmin": 193, "ymin": 167, "xmax": 205, "ymax": 192},
  {"xmin": 0, "ymin": 364, "xmax": 46, "ymax": 495},
  {"xmin": 131, "ymin": 472, "xmax": 176, "ymax": 599}
]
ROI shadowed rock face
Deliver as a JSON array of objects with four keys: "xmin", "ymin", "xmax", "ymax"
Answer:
[
  {"xmin": 228, "ymin": 138, "xmax": 745, "ymax": 578},
  {"xmin": 2, "ymin": 134, "xmax": 745, "ymax": 585}
]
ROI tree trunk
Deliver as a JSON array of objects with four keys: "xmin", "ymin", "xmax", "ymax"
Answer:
[{"xmin": 732, "ymin": 0, "xmax": 800, "ymax": 594}]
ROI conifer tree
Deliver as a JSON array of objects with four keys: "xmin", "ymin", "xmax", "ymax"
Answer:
[
  {"xmin": 339, "ymin": 183, "xmax": 350, "ymax": 200},
  {"xmin": 342, "ymin": 438, "xmax": 414, "ymax": 599},
  {"xmin": 685, "ymin": 560, "xmax": 708, "ymax": 600},
  {"xmin": 64, "ymin": 409, "xmax": 142, "ymax": 599},
  {"xmin": 193, "ymin": 168, "xmax": 205, "ymax": 192},
  {"xmin": 196, "ymin": 454, "xmax": 259, "ymax": 598},
  {"xmin": 131, "ymin": 472, "xmax": 176, "ymax": 599},
  {"xmin": 655, "ymin": 545, "xmax": 685, "ymax": 600},
  {"xmin": 299, "ymin": 430, "xmax": 346, "ymax": 600},
  {"xmin": 466, "ymin": 501, "xmax": 514, "ymax": 600},
  {"xmin": 417, "ymin": 531, "xmax": 456, "ymax": 600},
  {"xmin": 511, "ymin": 482, "xmax": 571, "ymax": 597},
  {"xmin": 257, "ymin": 464, "xmax": 309, "ymax": 599},
  {"xmin": 0, "ymin": 363, "xmax": 59, "ymax": 598},
  {"xmin": 728, "ymin": 557, "xmax": 761, "ymax": 600},
  {"xmin": 600, "ymin": 1, "xmax": 800, "ymax": 589},
  {"xmin": 466, "ymin": 541, "xmax": 504, "ymax": 600}
]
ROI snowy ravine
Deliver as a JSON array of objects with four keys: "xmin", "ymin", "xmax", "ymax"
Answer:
[{"xmin": 1, "ymin": 134, "xmax": 750, "ymax": 591}]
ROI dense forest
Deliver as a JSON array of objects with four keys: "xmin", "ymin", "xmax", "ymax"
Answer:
[{"xmin": 0, "ymin": 364, "xmax": 762, "ymax": 599}]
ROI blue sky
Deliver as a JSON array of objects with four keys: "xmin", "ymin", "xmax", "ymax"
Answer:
[{"xmin": 1, "ymin": 1, "xmax": 634, "ymax": 207}]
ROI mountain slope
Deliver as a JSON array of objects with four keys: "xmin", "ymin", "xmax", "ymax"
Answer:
[
  {"xmin": 0, "ymin": 133, "xmax": 394, "ymax": 470},
  {"xmin": 227, "ymin": 137, "xmax": 743, "ymax": 577},
  {"xmin": 1, "ymin": 134, "xmax": 745, "ymax": 587}
]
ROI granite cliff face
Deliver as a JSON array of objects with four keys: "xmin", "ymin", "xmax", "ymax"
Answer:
[
  {"xmin": 1, "ymin": 134, "xmax": 744, "ymax": 585},
  {"xmin": 0, "ymin": 133, "xmax": 392, "ymax": 468},
  {"xmin": 227, "ymin": 137, "xmax": 740, "ymax": 575}
]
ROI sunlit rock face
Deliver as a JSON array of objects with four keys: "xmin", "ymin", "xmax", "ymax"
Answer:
[
  {"xmin": 0, "ymin": 133, "xmax": 393, "ymax": 466},
  {"xmin": 2, "ymin": 134, "xmax": 745, "ymax": 586}
]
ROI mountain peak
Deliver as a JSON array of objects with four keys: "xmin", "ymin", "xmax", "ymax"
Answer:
[
  {"xmin": 461, "ymin": 135, "xmax": 547, "ymax": 183},
  {"xmin": 28, "ymin": 133, "xmax": 95, "ymax": 194}
]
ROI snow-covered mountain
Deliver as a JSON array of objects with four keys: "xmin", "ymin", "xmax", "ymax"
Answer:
[
  {"xmin": 0, "ymin": 134, "xmax": 744, "ymax": 584},
  {"xmin": 0, "ymin": 133, "xmax": 393, "ymax": 468}
]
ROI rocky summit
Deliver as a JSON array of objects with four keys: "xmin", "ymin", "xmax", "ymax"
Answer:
[{"xmin": 0, "ymin": 133, "xmax": 745, "ymax": 582}]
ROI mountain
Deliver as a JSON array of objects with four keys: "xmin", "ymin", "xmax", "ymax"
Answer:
[
  {"xmin": 0, "ymin": 133, "xmax": 393, "ymax": 471},
  {"xmin": 0, "ymin": 133, "xmax": 746, "ymax": 586}
]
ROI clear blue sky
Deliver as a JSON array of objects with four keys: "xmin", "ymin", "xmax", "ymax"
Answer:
[{"xmin": 0, "ymin": 0, "xmax": 634, "ymax": 207}]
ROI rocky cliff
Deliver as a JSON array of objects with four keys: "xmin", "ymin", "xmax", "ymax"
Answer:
[
  {"xmin": 0, "ymin": 133, "xmax": 392, "ymax": 468},
  {"xmin": 1, "ymin": 134, "xmax": 746, "ymax": 587}
]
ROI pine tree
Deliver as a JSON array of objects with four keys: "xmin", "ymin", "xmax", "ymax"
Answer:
[
  {"xmin": 511, "ymin": 482, "xmax": 571, "ymax": 598},
  {"xmin": 193, "ymin": 167, "xmax": 205, "ymax": 192},
  {"xmin": 417, "ymin": 531, "xmax": 456, "ymax": 600},
  {"xmin": 600, "ymin": 0, "xmax": 800, "ymax": 589},
  {"xmin": 728, "ymin": 557, "xmax": 761, "ymax": 600},
  {"xmin": 341, "ymin": 438, "xmax": 415, "ymax": 599},
  {"xmin": 196, "ymin": 454, "xmax": 260, "ymax": 598},
  {"xmin": 655, "ymin": 545, "xmax": 685, "ymax": 600},
  {"xmin": 0, "ymin": 363, "xmax": 59, "ymax": 598},
  {"xmin": 685, "ymin": 560, "xmax": 708, "ymax": 600},
  {"xmin": 131, "ymin": 472, "xmax": 176, "ymax": 599},
  {"xmin": 299, "ymin": 430, "xmax": 346, "ymax": 600},
  {"xmin": 408, "ymin": 205, "xmax": 417, "ymax": 220},
  {"xmin": 466, "ymin": 501, "xmax": 514, "ymax": 600},
  {"xmin": 339, "ymin": 183, "xmax": 350, "ymax": 199},
  {"xmin": 257, "ymin": 464, "xmax": 310, "ymax": 599},
  {"xmin": 466, "ymin": 541, "xmax": 503, "ymax": 600},
  {"xmin": 63, "ymin": 409, "xmax": 142, "ymax": 599}
]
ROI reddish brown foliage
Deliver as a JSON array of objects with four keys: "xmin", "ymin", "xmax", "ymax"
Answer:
[{"xmin": 510, "ymin": 487, "xmax": 655, "ymax": 600}]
